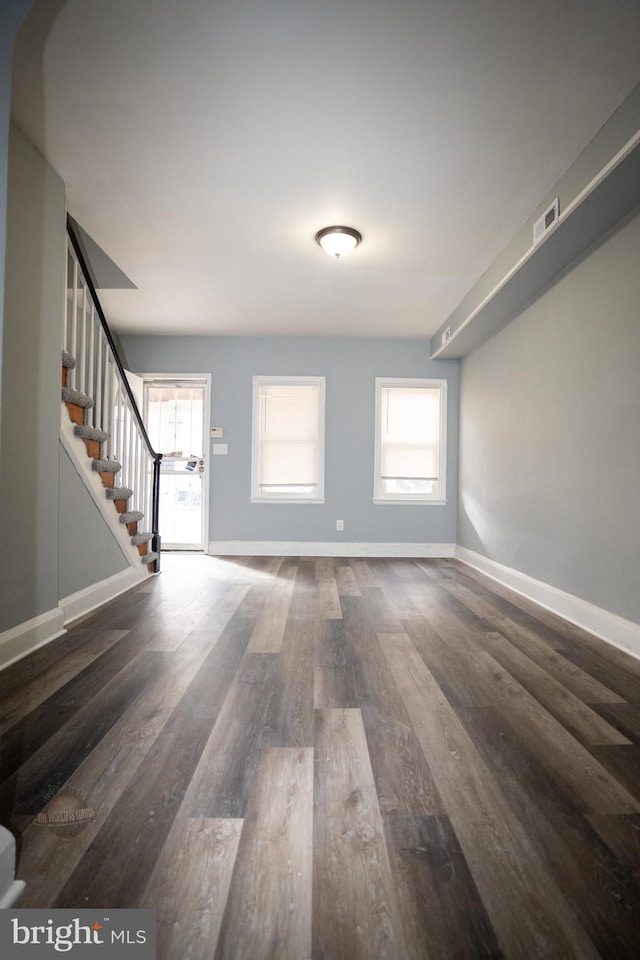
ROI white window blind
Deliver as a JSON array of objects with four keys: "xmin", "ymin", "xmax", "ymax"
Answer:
[
  {"xmin": 381, "ymin": 385, "xmax": 440, "ymax": 480},
  {"xmin": 375, "ymin": 379, "xmax": 446, "ymax": 502},
  {"xmin": 252, "ymin": 377, "xmax": 325, "ymax": 501}
]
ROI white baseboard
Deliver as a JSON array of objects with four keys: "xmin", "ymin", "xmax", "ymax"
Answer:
[
  {"xmin": 0, "ymin": 879, "xmax": 25, "ymax": 908},
  {"xmin": 0, "ymin": 568, "xmax": 150, "ymax": 674},
  {"xmin": 0, "ymin": 827, "xmax": 25, "ymax": 908},
  {"xmin": 0, "ymin": 607, "xmax": 66, "ymax": 673},
  {"xmin": 209, "ymin": 540, "xmax": 456, "ymax": 558},
  {"xmin": 60, "ymin": 566, "xmax": 149, "ymax": 626},
  {"xmin": 455, "ymin": 545, "xmax": 640, "ymax": 661}
]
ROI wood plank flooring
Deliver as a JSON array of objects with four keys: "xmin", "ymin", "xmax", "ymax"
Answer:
[{"xmin": 3, "ymin": 554, "xmax": 640, "ymax": 958}]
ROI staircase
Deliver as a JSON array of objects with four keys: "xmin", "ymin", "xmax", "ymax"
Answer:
[
  {"xmin": 61, "ymin": 350, "xmax": 158, "ymax": 572},
  {"xmin": 62, "ymin": 216, "xmax": 162, "ymax": 573}
]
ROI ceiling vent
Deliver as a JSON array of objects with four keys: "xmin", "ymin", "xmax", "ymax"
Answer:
[
  {"xmin": 441, "ymin": 326, "xmax": 451, "ymax": 346},
  {"xmin": 533, "ymin": 198, "xmax": 559, "ymax": 245}
]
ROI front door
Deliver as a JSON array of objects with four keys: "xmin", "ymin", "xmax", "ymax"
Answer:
[{"xmin": 144, "ymin": 380, "xmax": 208, "ymax": 550}]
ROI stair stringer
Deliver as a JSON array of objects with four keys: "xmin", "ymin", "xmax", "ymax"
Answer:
[{"xmin": 60, "ymin": 407, "xmax": 149, "ymax": 575}]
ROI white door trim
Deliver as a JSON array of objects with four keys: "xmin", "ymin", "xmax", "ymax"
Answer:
[{"xmin": 139, "ymin": 372, "xmax": 211, "ymax": 552}]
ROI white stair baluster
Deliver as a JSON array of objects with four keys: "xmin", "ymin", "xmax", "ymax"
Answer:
[{"xmin": 70, "ymin": 259, "xmax": 78, "ymax": 390}]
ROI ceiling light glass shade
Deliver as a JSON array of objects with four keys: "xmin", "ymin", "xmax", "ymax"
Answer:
[{"xmin": 315, "ymin": 225, "xmax": 362, "ymax": 258}]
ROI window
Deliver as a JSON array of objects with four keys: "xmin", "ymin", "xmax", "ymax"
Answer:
[
  {"xmin": 374, "ymin": 378, "xmax": 447, "ymax": 503},
  {"xmin": 251, "ymin": 376, "xmax": 325, "ymax": 502}
]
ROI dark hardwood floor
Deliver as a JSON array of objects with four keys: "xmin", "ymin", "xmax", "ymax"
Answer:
[{"xmin": 2, "ymin": 555, "xmax": 640, "ymax": 958}]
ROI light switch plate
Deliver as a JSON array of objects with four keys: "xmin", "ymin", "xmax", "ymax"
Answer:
[{"xmin": 212, "ymin": 443, "xmax": 228, "ymax": 455}]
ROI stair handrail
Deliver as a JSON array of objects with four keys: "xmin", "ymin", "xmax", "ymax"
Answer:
[{"xmin": 65, "ymin": 215, "xmax": 162, "ymax": 570}]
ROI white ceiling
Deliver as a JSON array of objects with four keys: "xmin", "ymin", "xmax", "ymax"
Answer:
[{"xmin": 12, "ymin": 0, "xmax": 640, "ymax": 338}]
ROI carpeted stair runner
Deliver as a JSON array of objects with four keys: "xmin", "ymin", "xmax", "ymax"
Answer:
[
  {"xmin": 62, "ymin": 387, "xmax": 94, "ymax": 428},
  {"xmin": 105, "ymin": 486, "xmax": 134, "ymax": 516},
  {"xmin": 130, "ymin": 530, "xmax": 154, "ymax": 558},
  {"xmin": 131, "ymin": 531, "xmax": 153, "ymax": 545},
  {"xmin": 118, "ymin": 510, "xmax": 144, "ymax": 537},
  {"xmin": 61, "ymin": 352, "xmax": 75, "ymax": 389},
  {"xmin": 91, "ymin": 458, "xmax": 122, "ymax": 490},
  {"xmin": 61, "ymin": 352, "xmax": 156, "ymax": 571},
  {"xmin": 74, "ymin": 423, "xmax": 109, "ymax": 459},
  {"xmin": 74, "ymin": 424, "xmax": 109, "ymax": 442}
]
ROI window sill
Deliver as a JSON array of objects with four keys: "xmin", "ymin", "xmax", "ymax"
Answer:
[
  {"xmin": 372, "ymin": 498, "xmax": 447, "ymax": 506},
  {"xmin": 250, "ymin": 497, "xmax": 325, "ymax": 505}
]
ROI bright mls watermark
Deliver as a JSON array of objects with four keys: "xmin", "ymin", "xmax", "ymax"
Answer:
[{"xmin": 0, "ymin": 910, "xmax": 156, "ymax": 957}]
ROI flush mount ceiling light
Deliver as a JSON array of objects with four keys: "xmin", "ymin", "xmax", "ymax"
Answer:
[{"xmin": 314, "ymin": 225, "xmax": 362, "ymax": 259}]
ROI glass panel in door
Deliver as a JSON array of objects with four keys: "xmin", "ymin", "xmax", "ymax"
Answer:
[{"xmin": 144, "ymin": 381, "xmax": 207, "ymax": 550}]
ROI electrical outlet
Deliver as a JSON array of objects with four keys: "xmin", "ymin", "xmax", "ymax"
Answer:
[{"xmin": 336, "ymin": 519, "xmax": 344, "ymax": 531}]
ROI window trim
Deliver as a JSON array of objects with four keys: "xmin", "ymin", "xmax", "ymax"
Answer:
[
  {"xmin": 251, "ymin": 375, "xmax": 326, "ymax": 504},
  {"xmin": 373, "ymin": 377, "xmax": 447, "ymax": 505}
]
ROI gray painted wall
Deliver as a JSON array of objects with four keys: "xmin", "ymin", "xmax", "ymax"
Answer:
[
  {"xmin": 0, "ymin": 124, "xmax": 65, "ymax": 632},
  {"xmin": 434, "ymin": 82, "xmax": 640, "ymax": 351},
  {"xmin": 58, "ymin": 446, "xmax": 129, "ymax": 598},
  {"xmin": 458, "ymin": 206, "xmax": 640, "ymax": 623},
  {"xmin": 121, "ymin": 336, "xmax": 459, "ymax": 546},
  {"xmin": 0, "ymin": 0, "xmax": 34, "ymax": 433}
]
